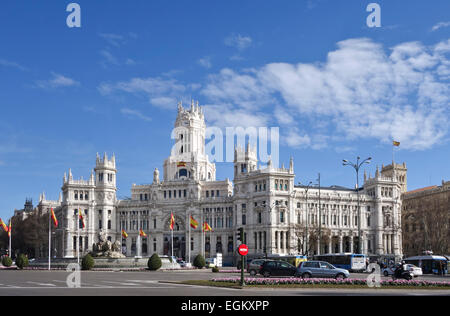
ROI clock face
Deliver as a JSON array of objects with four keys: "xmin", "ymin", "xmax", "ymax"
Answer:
[
  {"xmin": 107, "ymin": 193, "xmax": 113, "ymax": 200},
  {"xmin": 97, "ymin": 192, "xmax": 104, "ymax": 200}
]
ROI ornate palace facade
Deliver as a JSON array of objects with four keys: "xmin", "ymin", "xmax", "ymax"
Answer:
[{"xmin": 34, "ymin": 101, "xmax": 405, "ymax": 264}]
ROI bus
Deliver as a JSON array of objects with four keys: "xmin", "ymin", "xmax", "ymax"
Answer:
[
  {"xmin": 314, "ymin": 253, "xmax": 366, "ymax": 272},
  {"xmin": 403, "ymin": 255, "xmax": 448, "ymax": 275}
]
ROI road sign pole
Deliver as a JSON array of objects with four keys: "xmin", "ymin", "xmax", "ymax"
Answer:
[{"xmin": 240, "ymin": 254, "xmax": 245, "ymax": 286}]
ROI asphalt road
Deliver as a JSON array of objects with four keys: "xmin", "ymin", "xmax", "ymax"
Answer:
[{"xmin": 0, "ymin": 270, "xmax": 448, "ymax": 296}]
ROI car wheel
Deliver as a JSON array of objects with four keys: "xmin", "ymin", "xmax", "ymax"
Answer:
[
  {"xmin": 383, "ymin": 271, "xmax": 389, "ymax": 276},
  {"xmin": 336, "ymin": 273, "xmax": 346, "ymax": 280},
  {"xmin": 263, "ymin": 271, "xmax": 271, "ymax": 278},
  {"xmin": 302, "ymin": 272, "xmax": 312, "ymax": 279},
  {"xmin": 249, "ymin": 270, "xmax": 256, "ymax": 276}
]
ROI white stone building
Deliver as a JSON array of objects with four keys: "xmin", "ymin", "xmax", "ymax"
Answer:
[{"xmin": 36, "ymin": 101, "xmax": 404, "ymax": 264}]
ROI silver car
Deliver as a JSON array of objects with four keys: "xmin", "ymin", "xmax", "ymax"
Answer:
[{"xmin": 297, "ymin": 261, "xmax": 350, "ymax": 279}]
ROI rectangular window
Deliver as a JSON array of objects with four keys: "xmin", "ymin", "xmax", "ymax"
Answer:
[{"xmin": 184, "ymin": 190, "xmax": 187, "ymax": 197}]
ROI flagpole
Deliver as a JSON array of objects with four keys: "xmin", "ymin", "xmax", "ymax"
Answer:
[
  {"xmin": 188, "ymin": 215, "xmax": 191, "ymax": 264},
  {"xmin": 48, "ymin": 208, "xmax": 51, "ymax": 271},
  {"xmin": 77, "ymin": 207, "xmax": 80, "ymax": 265},
  {"xmin": 171, "ymin": 225, "xmax": 174, "ymax": 269},
  {"xmin": 8, "ymin": 220, "xmax": 11, "ymax": 259}
]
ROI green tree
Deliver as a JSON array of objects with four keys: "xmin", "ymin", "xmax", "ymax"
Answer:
[
  {"xmin": 193, "ymin": 254, "xmax": 206, "ymax": 269},
  {"xmin": 81, "ymin": 254, "xmax": 94, "ymax": 270},
  {"xmin": 147, "ymin": 253, "xmax": 162, "ymax": 270},
  {"xmin": 2, "ymin": 256, "xmax": 12, "ymax": 267},
  {"xmin": 15, "ymin": 254, "xmax": 29, "ymax": 269}
]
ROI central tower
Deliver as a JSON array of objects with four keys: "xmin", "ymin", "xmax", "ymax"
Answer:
[{"xmin": 163, "ymin": 100, "xmax": 216, "ymax": 182}]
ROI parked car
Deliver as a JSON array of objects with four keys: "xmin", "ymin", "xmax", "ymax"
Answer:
[
  {"xmin": 205, "ymin": 258, "xmax": 216, "ymax": 268},
  {"xmin": 177, "ymin": 258, "xmax": 187, "ymax": 267},
  {"xmin": 247, "ymin": 259, "xmax": 268, "ymax": 276},
  {"xmin": 405, "ymin": 264, "xmax": 423, "ymax": 277},
  {"xmin": 260, "ymin": 260, "xmax": 298, "ymax": 277},
  {"xmin": 297, "ymin": 261, "xmax": 349, "ymax": 279}
]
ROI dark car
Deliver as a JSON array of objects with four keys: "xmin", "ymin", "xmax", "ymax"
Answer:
[
  {"xmin": 247, "ymin": 259, "xmax": 268, "ymax": 276},
  {"xmin": 260, "ymin": 260, "xmax": 298, "ymax": 277}
]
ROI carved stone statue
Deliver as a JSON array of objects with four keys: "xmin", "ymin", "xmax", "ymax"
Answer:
[{"xmin": 91, "ymin": 232, "xmax": 125, "ymax": 258}]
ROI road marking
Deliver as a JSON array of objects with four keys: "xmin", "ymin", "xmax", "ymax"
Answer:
[{"xmin": 26, "ymin": 281, "xmax": 56, "ymax": 287}]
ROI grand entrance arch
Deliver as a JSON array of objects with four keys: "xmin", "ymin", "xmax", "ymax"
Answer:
[{"xmin": 162, "ymin": 213, "xmax": 186, "ymax": 259}]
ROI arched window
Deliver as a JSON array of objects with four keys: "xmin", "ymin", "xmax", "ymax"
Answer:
[{"xmin": 179, "ymin": 169, "xmax": 188, "ymax": 178}]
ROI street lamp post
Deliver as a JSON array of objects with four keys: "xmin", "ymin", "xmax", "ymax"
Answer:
[
  {"xmin": 298, "ymin": 181, "xmax": 313, "ymax": 257},
  {"xmin": 343, "ymin": 156, "xmax": 372, "ymax": 254}
]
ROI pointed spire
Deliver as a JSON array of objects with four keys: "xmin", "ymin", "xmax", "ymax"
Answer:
[
  {"xmin": 63, "ymin": 172, "xmax": 67, "ymax": 183},
  {"xmin": 58, "ymin": 192, "xmax": 62, "ymax": 203},
  {"xmin": 289, "ymin": 157, "xmax": 294, "ymax": 173},
  {"xmin": 103, "ymin": 152, "xmax": 108, "ymax": 162},
  {"xmin": 89, "ymin": 169, "xmax": 95, "ymax": 184},
  {"xmin": 68, "ymin": 168, "xmax": 73, "ymax": 180},
  {"xmin": 375, "ymin": 165, "xmax": 380, "ymax": 178},
  {"xmin": 111, "ymin": 153, "xmax": 116, "ymax": 166},
  {"xmin": 364, "ymin": 169, "xmax": 367, "ymax": 182}
]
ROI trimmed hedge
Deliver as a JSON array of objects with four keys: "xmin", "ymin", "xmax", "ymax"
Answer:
[
  {"xmin": 81, "ymin": 254, "xmax": 95, "ymax": 270},
  {"xmin": 1, "ymin": 256, "xmax": 12, "ymax": 267},
  {"xmin": 193, "ymin": 254, "xmax": 206, "ymax": 269},
  {"xmin": 15, "ymin": 254, "xmax": 29, "ymax": 269},
  {"xmin": 148, "ymin": 253, "xmax": 162, "ymax": 271}
]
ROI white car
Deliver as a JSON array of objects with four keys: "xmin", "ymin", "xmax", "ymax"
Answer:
[
  {"xmin": 205, "ymin": 258, "xmax": 216, "ymax": 268},
  {"xmin": 382, "ymin": 264, "xmax": 422, "ymax": 277},
  {"xmin": 405, "ymin": 264, "xmax": 423, "ymax": 277}
]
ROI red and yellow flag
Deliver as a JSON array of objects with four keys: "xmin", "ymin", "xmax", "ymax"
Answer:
[
  {"xmin": 177, "ymin": 162, "xmax": 186, "ymax": 168},
  {"xmin": 78, "ymin": 209, "xmax": 85, "ymax": 229},
  {"xmin": 190, "ymin": 216, "xmax": 198, "ymax": 229},
  {"xmin": 0, "ymin": 218, "xmax": 8, "ymax": 233},
  {"xmin": 51, "ymin": 208, "xmax": 58, "ymax": 228},
  {"xmin": 170, "ymin": 213, "xmax": 175, "ymax": 230},
  {"xmin": 7, "ymin": 220, "xmax": 11, "ymax": 238},
  {"xmin": 393, "ymin": 140, "xmax": 400, "ymax": 147},
  {"xmin": 122, "ymin": 229, "xmax": 128, "ymax": 238},
  {"xmin": 139, "ymin": 229, "xmax": 147, "ymax": 237},
  {"xmin": 202, "ymin": 222, "xmax": 212, "ymax": 232}
]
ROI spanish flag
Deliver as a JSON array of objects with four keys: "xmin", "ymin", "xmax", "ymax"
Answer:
[
  {"xmin": 7, "ymin": 220, "xmax": 11, "ymax": 238},
  {"xmin": 202, "ymin": 222, "xmax": 212, "ymax": 232},
  {"xmin": 393, "ymin": 140, "xmax": 400, "ymax": 147},
  {"xmin": 51, "ymin": 208, "xmax": 58, "ymax": 228},
  {"xmin": 78, "ymin": 209, "xmax": 85, "ymax": 229},
  {"xmin": 122, "ymin": 229, "xmax": 128, "ymax": 238},
  {"xmin": 139, "ymin": 229, "xmax": 147, "ymax": 237},
  {"xmin": 190, "ymin": 216, "xmax": 198, "ymax": 229},
  {"xmin": 0, "ymin": 218, "xmax": 8, "ymax": 233},
  {"xmin": 177, "ymin": 161, "xmax": 186, "ymax": 168},
  {"xmin": 170, "ymin": 213, "xmax": 175, "ymax": 230}
]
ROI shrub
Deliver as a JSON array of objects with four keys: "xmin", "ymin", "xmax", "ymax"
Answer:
[
  {"xmin": 148, "ymin": 253, "xmax": 162, "ymax": 271},
  {"xmin": 212, "ymin": 266, "xmax": 219, "ymax": 273},
  {"xmin": 2, "ymin": 256, "xmax": 12, "ymax": 267},
  {"xmin": 81, "ymin": 254, "xmax": 94, "ymax": 270},
  {"xmin": 15, "ymin": 254, "xmax": 29, "ymax": 269},
  {"xmin": 193, "ymin": 254, "xmax": 206, "ymax": 269}
]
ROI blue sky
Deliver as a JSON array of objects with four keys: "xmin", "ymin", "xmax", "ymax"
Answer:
[{"xmin": 0, "ymin": 0, "xmax": 449, "ymax": 219}]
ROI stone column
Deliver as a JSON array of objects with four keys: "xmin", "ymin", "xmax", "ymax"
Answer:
[
  {"xmin": 339, "ymin": 235, "xmax": 343, "ymax": 253},
  {"xmin": 328, "ymin": 237, "xmax": 333, "ymax": 254}
]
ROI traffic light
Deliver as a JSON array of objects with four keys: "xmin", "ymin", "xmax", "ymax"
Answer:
[{"xmin": 237, "ymin": 227, "xmax": 244, "ymax": 243}]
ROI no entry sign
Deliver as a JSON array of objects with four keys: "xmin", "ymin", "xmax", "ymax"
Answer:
[{"xmin": 238, "ymin": 244, "xmax": 249, "ymax": 256}]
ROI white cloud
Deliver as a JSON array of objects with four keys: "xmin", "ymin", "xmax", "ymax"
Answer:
[
  {"xmin": 224, "ymin": 34, "xmax": 253, "ymax": 51},
  {"xmin": 200, "ymin": 38, "xmax": 450, "ymax": 150},
  {"xmin": 431, "ymin": 22, "xmax": 450, "ymax": 32},
  {"xmin": 36, "ymin": 72, "xmax": 80, "ymax": 89},
  {"xmin": 0, "ymin": 59, "xmax": 27, "ymax": 71},
  {"xmin": 98, "ymin": 33, "xmax": 126, "ymax": 47},
  {"xmin": 120, "ymin": 108, "xmax": 152, "ymax": 122},
  {"xmin": 198, "ymin": 57, "xmax": 212, "ymax": 69},
  {"xmin": 99, "ymin": 77, "xmax": 189, "ymax": 109}
]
